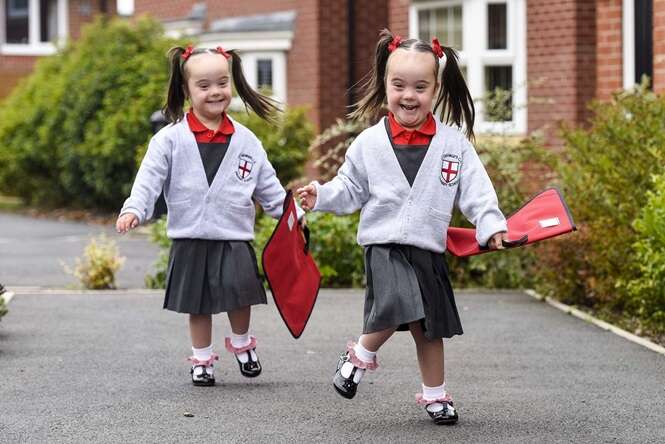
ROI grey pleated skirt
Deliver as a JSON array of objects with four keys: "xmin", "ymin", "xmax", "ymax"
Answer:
[
  {"xmin": 363, "ymin": 244, "xmax": 463, "ymax": 340},
  {"xmin": 163, "ymin": 239, "xmax": 267, "ymax": 314}
]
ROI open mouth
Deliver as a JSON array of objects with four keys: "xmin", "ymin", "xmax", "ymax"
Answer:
[{"xmin": 400, "ymin": 104, "xmax": 418, "ymax": 111}]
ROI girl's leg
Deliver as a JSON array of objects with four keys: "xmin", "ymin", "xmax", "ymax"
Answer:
[
  {"xmin": 227, "ymin": 305, "xmax": 251, "ymax": 335},
  {"xmin": 409, "ymin": 321, "xmax": 457, "ymax": 423},
  {"xmin": 408, "ymin": 321, "xmax": 444, "ymax": 386},
  {"xmin": 359, "ymin": 327, "xmax": 397, "ymax": 352},
  {"xmin": 189, "ymin": 314, "xmax": 213, "ymax": 348},
  {"xmin": 335, "ymin": 327, "xmax": 397, "ymax": 398},
  {"xmin": 189, "ymin": 314, "xmax": 217, "ymax": 385},
  {"xmin": 226, "ymin": 306, "xmax": 260, "ymax": 376}
]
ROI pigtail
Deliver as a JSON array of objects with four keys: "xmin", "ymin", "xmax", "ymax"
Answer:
[
  {"xmin": 433, "ymin": 46, "xmax": 475, "ymax": 141},
  {"xmin": 348, "ymin": 29, "xmax": 396, "ymax": 121},
  {"xmin": 162, "ymin": 46, "xmax": 188, "ymax": 123},
  {"xmin": 227, "ymin": 50, "xmax": 280, "ymax": 124}
]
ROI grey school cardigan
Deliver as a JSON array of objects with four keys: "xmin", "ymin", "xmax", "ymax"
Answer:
[
  {"xmin": 312, "ymin": 117, "xmax": 507, "ymax": 253},
  {"xmin": 120, "ymin": 114, "xmax": 301, "ymax": 240}
]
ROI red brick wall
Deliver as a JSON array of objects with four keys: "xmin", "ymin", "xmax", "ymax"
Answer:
[
  {"xmin": 351, "ymin": 0, "xmax": 389, "ymax": 106},
  {"xmin": 0, "ymin": 56, "xmax": 37, "ymax": 98},
  {"xmin": 595, "ymin": 0, "xmax": 623, "ymax": 100},
  {"xmin": 388, "ymin": 0, "xmax": 409, "ymax": 36},
  {"xmin": 0, "ymin": 0, "xmax": 116, "ymax": 100},
  {"xmin": 653, "ymin": 0, "xmax": 665, "ymax": 92},
  {"xmin": 317, "ymin": 1, "xmax": 348, "ymax": 131},
  {"xmin": 527, "ymin": 0, "xmax": 596, "ymax": 144},
  {"xmin": 134, "ymin": 0, "xmax": 196, "ymax": 21}
]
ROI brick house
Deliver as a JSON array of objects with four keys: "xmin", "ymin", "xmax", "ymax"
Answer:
[
  {"xmin": 0, "ymin": 0, "xmax": 118, "ymax": 98},
  {"xmin": 2, "ymin": 1, "xmax": 659, "ymax": 141}
]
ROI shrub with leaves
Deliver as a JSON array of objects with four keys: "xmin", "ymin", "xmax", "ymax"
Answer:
[
  {"xmin": 144, "ymin": 217, "xmax": 170, "ymax": 289},
  {"xmin": 65, "ymin": 234, "xmax": 125, "ymax": 289},
  {"xmin": 617, "ymin": 173, "xmax": 665, "ymax": 338},
  {"xmin": 254, "ymin": 212, "xmax": 364, "ymax": 288},
  {"xmin": 534, "ymin": 81, "xmax": 665, "ymax": 317},
  {"xmin": 231, "ymin": 107, "xmax": 314, "ymax": 185},
  {"xmin": 0, "ymin": 284, "xmax": 9, "ymax": 321},
  {"xmin": 0, "ymin": 17, "xmax": 178, "ymax": 209}
]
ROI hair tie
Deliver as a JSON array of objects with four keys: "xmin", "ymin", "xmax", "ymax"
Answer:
[
  {"xmin": 181, "ymin": 45, "xmax": 194, "ymax": 61},
  {"xmin": 215, "ymin": 46, "xmax": 231, "ymax": 60},
  {"xmin": 388, "ymin": 35, "xmax": 402, "ymax": 52},
  {"xmin": 431, "ymin": 38, "xmax": 444, "ymax": 58}
]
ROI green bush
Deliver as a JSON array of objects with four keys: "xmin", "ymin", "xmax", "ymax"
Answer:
[
  {"xmin": 0, "ymin": 284, "xmax": 8, "ymax": 321},
  {"xmin": 231, "ymin": 107, "xmax": 314, "ymax": 185},
  {"xmin": 144, "ymin": 216, "xmax": 170, "ymax": 289},
  {"xmin": 254, "ymin": 212, "xmax": 364, "ymax": 288},
  {"xmin": 447, "ymin": 135, "xmax": 555, "ymax": 289},
  {"xmin": 618, "ymin": 173, "xmax": 665, "ymax": 337},
  {"xmin": 0, "ymin": 17, "xmax": 178, "ymax": 209},
  {"xmin": 64, "ymin": 234, "xmax": 125, "ymax": 289},
  {"xmin": 534, "ymin": 82, "xmax": 665, "ymax": 317}
]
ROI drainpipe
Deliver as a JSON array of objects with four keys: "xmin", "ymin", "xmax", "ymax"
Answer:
[{"xmin": 347, "ymin": 0, "xmax": 356, "ymax": 109}]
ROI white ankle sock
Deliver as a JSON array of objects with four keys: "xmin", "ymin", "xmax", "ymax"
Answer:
[
  {"xmin": 340, "ymin": 341, "xmax": 376, "ymax": 383},
  {"xmin": 422, "ymin": 383, "xmax": 447, "ymax": 413},
  {"xmin": 192, "ymin": 344, "xmax": 214, "ymax": 376},
  {"xmin": 231, "ymin": 332, "xmax": 256, "ymax": 363}
]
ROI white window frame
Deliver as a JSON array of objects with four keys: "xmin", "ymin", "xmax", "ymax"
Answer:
[
  {"xmin": 0, "ymin": 0, "xmax": 68, "ymax": 55},
  {"xmin": 622, "ymin": 0, "xmax": 635, "ymax": 89},
  {"xmin": 410, "ymin": 0, "xmax": 527, "ymax": 134}
]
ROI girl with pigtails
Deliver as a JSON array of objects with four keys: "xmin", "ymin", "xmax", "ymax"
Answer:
[
  {"xmin": 298, "ymin": 29, "xmax": 510, "ymax": 425},
  {"xmin": 117, "ymin": 45, "xmax": 303, "ymax": 386}
]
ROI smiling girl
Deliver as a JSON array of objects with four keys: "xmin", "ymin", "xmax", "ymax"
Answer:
[
  {"xmin": 117, "ymin": 45, "xmax": 302, "ymax": 386},
  {"xmin": 298, "ymin": 29, "xmax": 509, "ymax": 425}
]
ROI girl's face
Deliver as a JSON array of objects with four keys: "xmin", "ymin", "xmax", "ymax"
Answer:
[
  {"xmin": 184, "ymin": 53, "xmax": 232, "ymax": 125},
  {"xmin": 385, "ymin": 49, "xmax": 438, "ymax": 130}
]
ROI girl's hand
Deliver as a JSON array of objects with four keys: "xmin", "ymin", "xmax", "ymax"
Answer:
[
  {"xmin": 116, "ymin": 213, "xmax": 139, "ymax": 234},
  {"xmin": 296, "ymin": 183, "xmax": 318, "ymax": 211},
  {"xmin": 488, "ymin": 231, "xmax": 508, "ymax": 250}
]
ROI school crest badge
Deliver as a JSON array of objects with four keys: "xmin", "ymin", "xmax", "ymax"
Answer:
[
  {"xmin": 440, "ymin": 154, "xmax": 462, "ymax": 186},
  {"xmin": 236, "ymin": 154, "xmax": 255, "ymax": 182}
]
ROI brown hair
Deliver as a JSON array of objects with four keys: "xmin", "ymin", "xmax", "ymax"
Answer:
[
  {"xmin": 162, "ymin": 46, "xmax": 280, "ymax": 124},
  {"xmin": 349, "ymin": 29, "xmax": 475, "ymax": 141}
]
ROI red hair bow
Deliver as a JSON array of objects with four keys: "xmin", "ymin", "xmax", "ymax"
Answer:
[
  {"xmin": 431, "ymin": 38, "xmax": 444, "ymax": 58},
  {"xmin": 181, "ymin": 45, "xmax": 194, "ymax": 61},
  {"xmin": 388, "ymin": 35, "xmax": 402, "ymax": 52},
  {"xmin": 216, "ymin": 46, "xmax": 231, "ymax": 60}
]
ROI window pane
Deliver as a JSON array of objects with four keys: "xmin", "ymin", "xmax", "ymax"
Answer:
[
  {"xmin": 6, "ymin": 0, "xmax": 30, "ymax": 44},
  {"xmin": 418, "ymin": 9, "xmax": 430, "ymax": 41},
  {"xmin": 488, "ymin": 3, "xmax": 507, "ymax": 49},
  {"xmin": 485, "ymin": 65, "xmax": 513, "ymax": 121},
  {"xmin": 418, "ymin": 6, "xmax": 463, "ymax": 50},
  {"xmin": 41, "ymin": 0, "xmax": 59, "ymax": 42},
  {"xmin": 257, "ymin": 59, "xmax": 273, "ymax": 90}
]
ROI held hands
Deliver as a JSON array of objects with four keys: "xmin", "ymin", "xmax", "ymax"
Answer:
[
  {"xmin": 487, "ymin": 231, "xmax": 508, "ymax": 250},
  {"xmin": 116, "ymin": 213, "xmax": 139, "ymax": 234},
  {"xmin": 296, "ymin": 182, "xmax": 318, "ymax": 211}
]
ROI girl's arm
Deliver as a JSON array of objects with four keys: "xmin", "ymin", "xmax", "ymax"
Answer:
[
  {"xmin": 119, "ymin": 136, "xmax": 171, "ymax": 224},
  {"xmin": 455, "ymin": 139, "xmax": 507, "ymax": 247},
  {"xmin": 302, "ymin": 142, "xmax": 369, "ymax": 215},
  {"xmin": 253, "ymin": 148, "xmax": 305, "ymax": 220}
]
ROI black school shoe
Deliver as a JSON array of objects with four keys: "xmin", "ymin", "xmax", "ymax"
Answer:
[
  {"xmin": 333, "ymin": 352, "xmax": 359, "ymax": 399},
  {"xmin": 188, "ymin": 353, "xmax": 219, "ymax": 387},
  {"xmin": 332, "ymin": 342, "xmax": 379, "ymax": 399},
  {"xmin": 190, "ymin": 365, "xmax": 216, "ymax": 386},
  {"xmin": 417, "ymin": 394, "xmax": 458, "ymax": 425},
  {"xmin": 234, "ymin": 350, "xmax": 262, "ymax": 378},
  {"xmin": 225, "ymin": 336, "xmax": 261, "ymax": 378}
]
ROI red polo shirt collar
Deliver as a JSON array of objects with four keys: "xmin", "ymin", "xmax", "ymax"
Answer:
[
  {"xmin": 388, "ymin": 112, "xmax": 436, "ymax": 145},
  {"xmin": 187, "ymin": 110, "xmax": 235, "ymax": 143}
]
